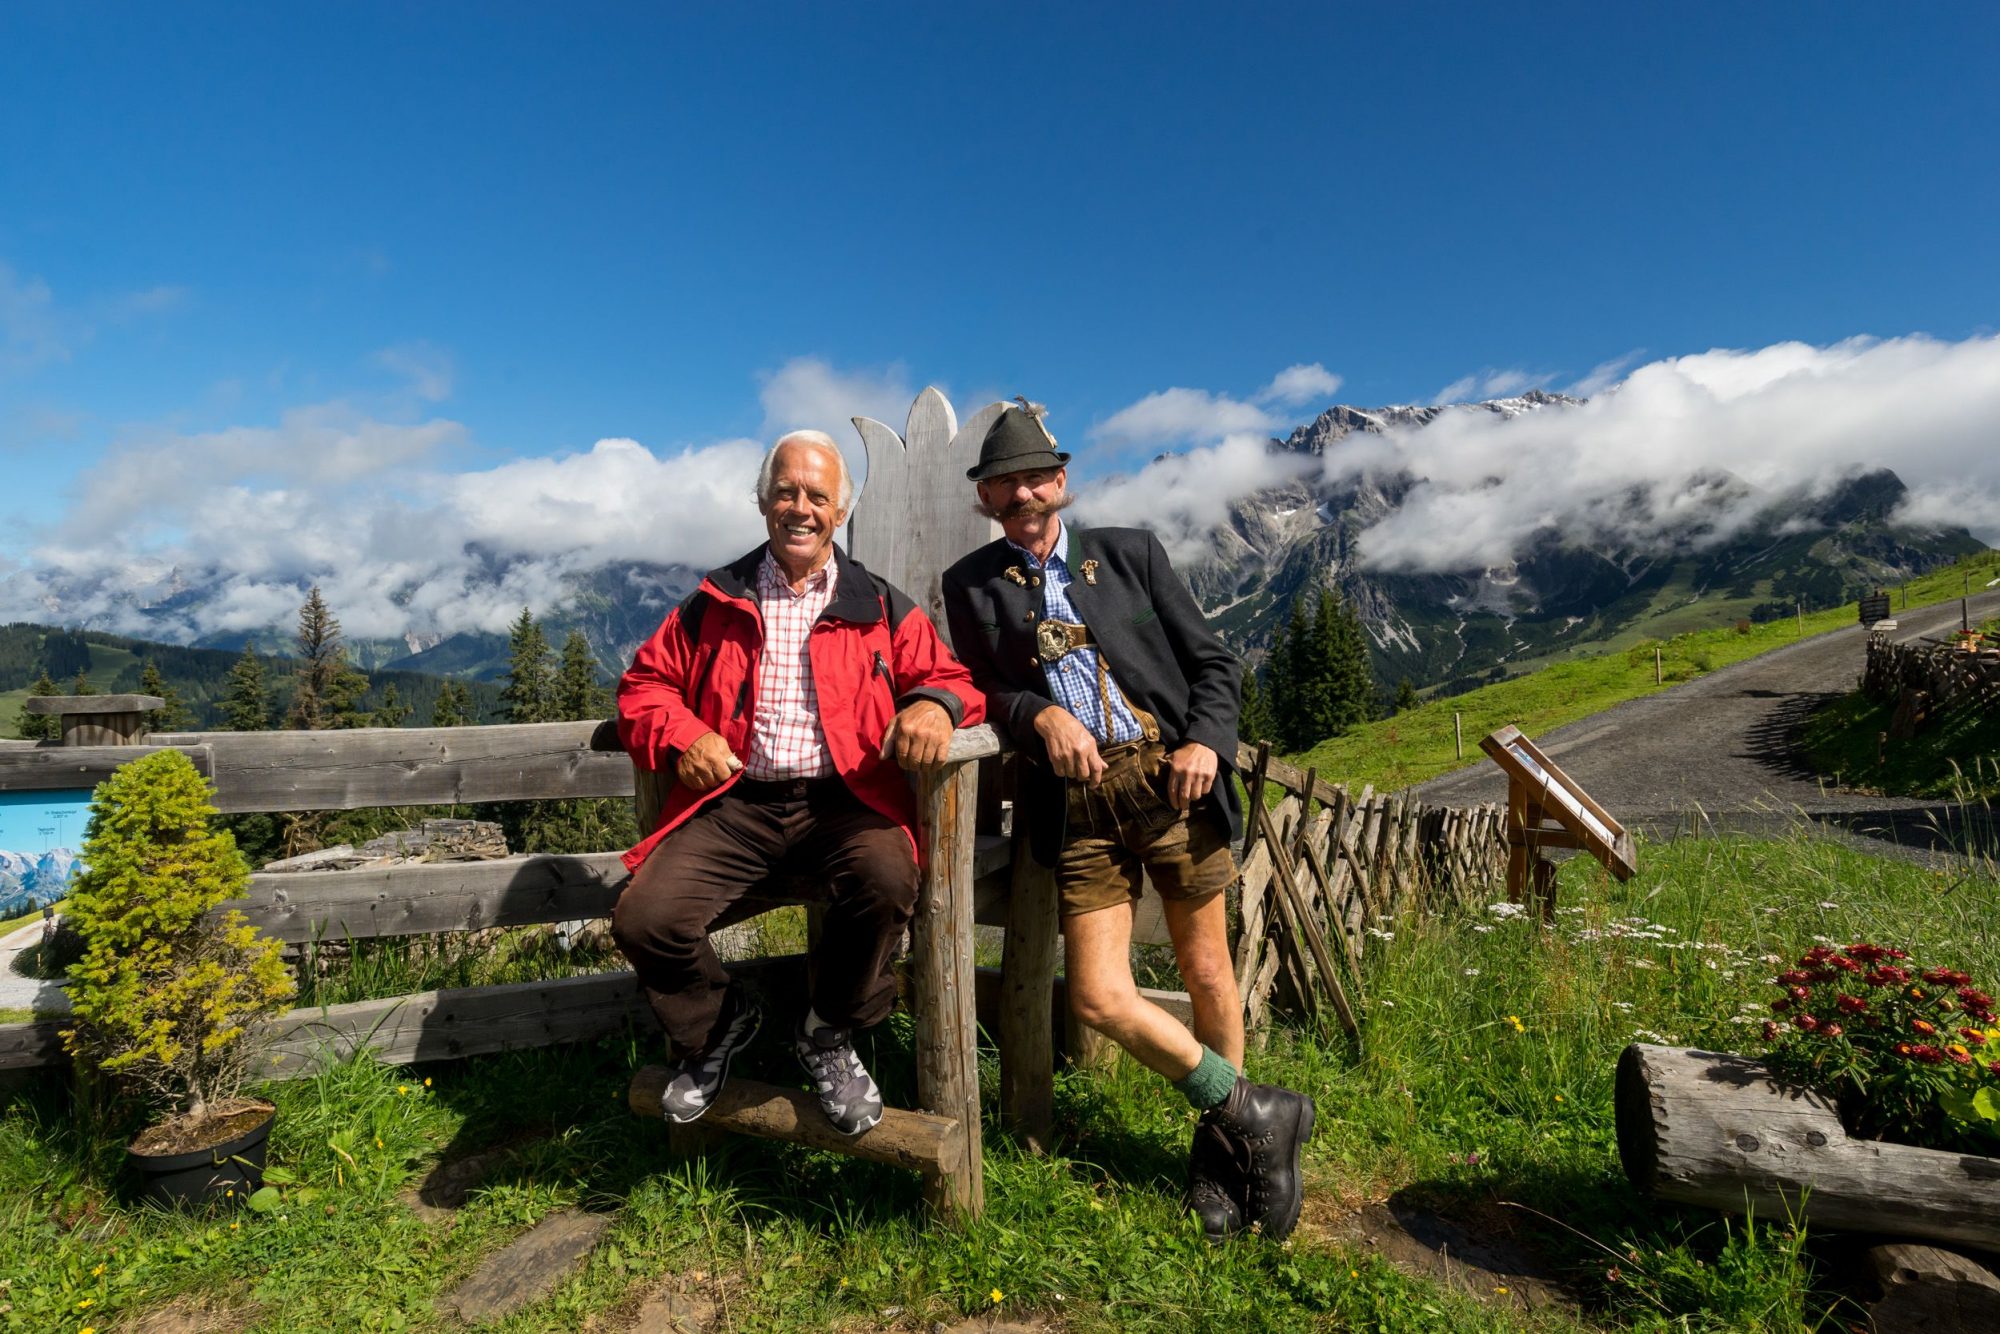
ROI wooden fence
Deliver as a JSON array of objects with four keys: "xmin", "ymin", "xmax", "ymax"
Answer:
[{"xmin": 1865, "ymin": 633, "xmax": 2000, "ymax": 732}]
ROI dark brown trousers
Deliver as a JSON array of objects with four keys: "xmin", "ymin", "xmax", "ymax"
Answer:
[{"xmin": 610, "ymin": 776, "xmax": 918, "ymax": 1056}]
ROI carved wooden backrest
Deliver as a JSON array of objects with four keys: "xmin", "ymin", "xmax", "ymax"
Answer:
[{"xmin": 847, "ymin": 388, "xmax": 1005, "ymax": 647}]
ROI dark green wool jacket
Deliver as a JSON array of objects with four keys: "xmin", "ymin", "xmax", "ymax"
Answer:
[{"xmin": 942, "ymin": 525, "xmax": 1242, "ymax": 867}]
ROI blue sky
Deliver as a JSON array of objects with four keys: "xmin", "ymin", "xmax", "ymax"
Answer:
[{"xmin": 1, "ymin": 4, "xmax": 1997, "ymax": 637}]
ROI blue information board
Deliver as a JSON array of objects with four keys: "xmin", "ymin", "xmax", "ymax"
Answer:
[{"xmin": 0, "ymin": 789, "xmax": 93, "ymax": 917}]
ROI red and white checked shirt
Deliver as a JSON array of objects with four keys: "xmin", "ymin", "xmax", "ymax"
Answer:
[{"xmin": 742, "ymin": 550, "xmax": 837, "ymax": 778}]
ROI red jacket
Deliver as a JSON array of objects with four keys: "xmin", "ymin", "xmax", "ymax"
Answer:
[{"xmin": 617, "ymin": 544, "xmax": 985, "ymax": 871}]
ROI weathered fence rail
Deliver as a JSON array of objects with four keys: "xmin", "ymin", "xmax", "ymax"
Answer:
[{"xmin": 1865, "ymin": 633, "xmax": 2000, "ymax": 731}]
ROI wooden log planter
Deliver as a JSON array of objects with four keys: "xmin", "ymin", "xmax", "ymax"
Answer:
[{"xmin": 1616, "ymin": 1044, "xmax": 2000, "ymax": 1253}]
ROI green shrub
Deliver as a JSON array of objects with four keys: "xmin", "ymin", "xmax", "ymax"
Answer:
[{"xmin": 61, "ymin": 750, "xmax": 294, "ymax": 1117}]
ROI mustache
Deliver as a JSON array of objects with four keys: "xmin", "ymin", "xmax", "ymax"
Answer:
[{"xmin": 974, "ymin": 489, "xmax": 1075, "ymax": 521}]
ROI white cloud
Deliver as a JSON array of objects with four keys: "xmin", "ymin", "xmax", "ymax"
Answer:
[
  {"xmin": 374, "ymin": 342, "xmax": 455, "ymax": 402},
  {"xmin": 1347, "ymin": 333, "xmax": 2000, "ymax": 572},
  {"xmin": 1567, "ymin": 350, "xmax": 1644, "ymax": 399},
  {"xmin": 0, "ymin": 262, "xmax": 66, "ymax": 375},
  {"xmin": 1256, "ymin": 363, "xmax": 1343, "ymax": 408},
  {"xmin": 1074, "ymin": 434, "xmax": 1315, "ymax": 564},
  {"xmin": 1092, "ymin": 387, "xmax": 1279, "ymax": 449},
  {"xmin": 758, "ymin": 356, "xmax": 915, "ymax": 439},
  {"xmin": 1434, "ymin": 367, "xmax": 1550, "ymax": 404}
]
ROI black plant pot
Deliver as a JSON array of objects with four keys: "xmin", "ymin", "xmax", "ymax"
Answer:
[{"xmin": 127, "ymin": 1104, "xmax": 275, "ymax": 1209}]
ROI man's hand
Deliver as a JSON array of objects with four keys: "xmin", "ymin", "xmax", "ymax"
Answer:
[
  {"xmin": 1164, "ymin": 741, "xmax": 1218, "ymax": 811},
  {"xmin": 676, "ymin": 730, "xmax": 743, "ymax": 793},
  {"xmin": 1034, "ymin": 705, "xmax": 1106, "ymax": 784},
  {"xmin": 879, "ymin": 699, "xmax": 953, "ymax": 771}
]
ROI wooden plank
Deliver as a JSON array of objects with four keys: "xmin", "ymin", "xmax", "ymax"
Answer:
[
  {"xmin": 1234, "ymin": 840, "xmax": 1272, "ymax": 990},
  {"xmin": 997, "ymin": 825, "xmax": 1057, "ymax": 1153},
  {"xmin": 1258, "ymin": 802, "xmax": 1360, "ymax": 1040},
  {"xmin": 912, "ymin": 758, "xmax": 983, "ymax": 1220},
  {"xmin": 627, "ymin": 1072, "xmax": 966, "ymax": 1176},
  {"xmin": 446, "ymin": 1210, "xmax": 614, "ymax": 1324},
  {"xmin": 227, "ymin": 852, "xmax": 630, "ymax": 942},
  {"xmin": 0, "ymin": 1016, "xmax": 65, "ymax": 1070},
  {"xmin": 0, "ymin": 743, "xmax": 213, "ymax": 792},
  {"xmin": 847, "ymin": 390, "xmax": 1004, "ymax": 640},
  {"xmin": 252, "ymin": 972, "xmax": 654, "ymax": 1077},
  {"xmin": 1617, "ymin": 1043, "xmax": 2000, "ymax": 1252},
  {"xmin": 1863, "ymin": 1243, "xmax": 2000, "ymax": 1333}
]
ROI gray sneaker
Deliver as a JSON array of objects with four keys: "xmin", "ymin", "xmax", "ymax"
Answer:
[
  {"xmin": 794, "ymin": 1018, "xmax": 884, "ymax": 1136},
  {"xmin": 659, "ymin": 993, "xmax": 762, "ymax": 1124}
]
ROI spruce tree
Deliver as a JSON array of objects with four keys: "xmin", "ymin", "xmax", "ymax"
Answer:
[
  {"xmin": 1238, "ymin": 663, "xmax": 1273, "ymax": 744},
  {"xmin": 501, "ymin": 608, "xmax": 555, "ymax": 724},
  {"xmin": 555, "ymin": 631, "xmax": 609, "ymax": 722},
  {"xmin": 1394, "ymin": 679, "xmax": 1419, "ymax": 715},
  {"xmin": 222, "ymin": 646, "xmax": 271, "ymax": 731},
  {"xmin": 15, "ymin": 669, "xmax": 60, "ymax": 741},
  {"xmin": 430, "ymin": 680, "xmax": 474, "ymax": 727},
  {"xmin": 137, "ymin": 659, "xmax": 195, "ymax": 731},
  {"xmin": 287, "ymin": 586, "xmax": 368, "ymax": 730},
  {"xmin": 1330, "ymin": 594, "xmax": 1377, "ymax": 727},
  {"xmin": 1265, "ymin": 602, "xmax": 1301, "ymax": 747},
  {"xmin": 69, "ymin": 667, "xmax": 98, "ymax": 697},
  {"xmin": 370, "ymin": 683, "xmax": 411, "ymax": 728}
]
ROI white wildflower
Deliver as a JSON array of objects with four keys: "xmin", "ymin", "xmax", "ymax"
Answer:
[{"xmin": 1463, "ymin": 968, "xmax": 1481, "ymax": 977}]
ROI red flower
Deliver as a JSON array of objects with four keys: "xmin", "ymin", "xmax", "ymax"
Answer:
[
  {"xmin": 1913, "ymin": 1019, "xmax": 1938, "ymax": 1036},
  {"xmin": 1907, "ymin": 1044, "xmax": 1945, "ymax": 1064},
  {"xmin": 1772, "ymin": 998, "xmax": 1790, "ymax": 1012},
  {"xmin": 1990, "ymin": 1060, "xmax": 2000, "ymax": 1078},
  {"xmin": 1895, "ymin": 1042, "xmax": 1914, "ymax": 1056},
  {"xmin": 1823, "ymin": 1022, "xmax": 1844, "ymax": 1038},
  {"xmin": 1923, "ymin": 968, "xmax": 1972, "ymax": 987},
  {"xmin": 1947, "ymin": 1046, "xmax": 1975, "ymax": 1065},
  {"xmin": 1827, "ymin": 955, "xmax": 1862, "ymax": 974},
  {"xmin": 1865, "ymin": 966, "xmax": 1912, "ymax": 987},
  {"xmin": 1887, "ymin": 947, "xmax": 1910, "ymax": 960},
  {"xmin": 1843, "ymin": 943, "xmax": 1888, "ymax": 963},
  {"xmin": 1796, "ymin": 1014, "xmax": 1820, "ymax": 1032},
  {"xmin": 1789, "ymin": 986, "xmax": 1811, "ymax": 1001},
  {"xmin": 1836, "ymin": 994, "xmax": 1867, "ymax": 1014},
  {"xmin": 1778, "ymin": 970, "xmax": 1811, "ymax": 986},
  {"xmin": 1959, "ymin": 1028, "xmax": 1987, "ymax": 1045},
  {"xmin": 1804, "ymin": 946, "xmax": 1839, "ymax": 964},
  {"xmin": 1958, "ymin": 988, "xmax": 1994, "ymax": 1010},
  {"xmin": 1761, "ymin": 1020, "xmax": 1781, "ymax": 1041}
]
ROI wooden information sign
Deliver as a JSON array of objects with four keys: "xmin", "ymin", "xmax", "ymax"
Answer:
[
  {"xmin": 1859, "ymin": 592, "xmax": 1891, "ymax": 627},
  {"xmin": 1478, "ymin": 723, "xmax": 1637, "ymax": 919}
]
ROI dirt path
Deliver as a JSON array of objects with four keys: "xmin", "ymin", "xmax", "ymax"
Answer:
[{"xmin": 1414, "ymin": 588, "xmax": 2000, "ymax": 862}]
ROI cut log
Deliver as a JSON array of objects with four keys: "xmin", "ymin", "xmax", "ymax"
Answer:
[
  {"xmin": 626, "ymin": 1072, "xmax": 965, "ymax": 1176},
  {"xmin": 1863, "ymin": 1242, "xmax": 2000, "ymax": 1333},
  {"xmin": 1616, "ymin": 1044, "xmax": 2000, "ymax": 1252}
]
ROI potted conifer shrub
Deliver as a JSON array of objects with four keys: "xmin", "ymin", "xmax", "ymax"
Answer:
[{"xmin": 60, "ymin": 750, "xmax": 296, "ymax": 1207}]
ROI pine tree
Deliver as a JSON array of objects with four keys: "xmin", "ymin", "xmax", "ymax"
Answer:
[
  {"xmin": 69, "ymin": 667, "xmax": 98, "ymax": 697},
  {"xmin": 137, "ymin": 659, "xmax": 195, "ymax": 731},
  {"xmin": 430, "ymin": 680, "xmax": 474, "ymax": 727},
  {"xmin": 222, "ymin": 645, "xmax": 271, "ymax": 731},
  {"xmin": 554, "ymin": 631, "xmax": 609, "ymax": 722},
  {"xmin": 1264, "ymin": 602, "xmax": 1301, "ymax": 746},
  {"xmin": 1393, "ymin": 679, "xmax": 1419, "ymax": 715},
  {"xmin": 287, "ymin": 586, "xmax": 369, "ymax": 730},
  {"xmin": 15, "ymin": 669, "xmax": 60, "ymax": 741},
  {"xmin": 500, "ymin": 608, "xmax": 555, "ymax": 724},
  {"xmin": 1239, "ymin": 662, "xmax": 1273, "ymax": 743},
  {"xmin": 370, "ymin": 683, "xmax": 411, "ymax": 728},
  {"xmin": 1330, "ymin": 594, "xmax": 1377, "ymax": 727}
]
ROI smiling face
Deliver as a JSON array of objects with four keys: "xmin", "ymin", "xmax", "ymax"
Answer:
[
  {"xmin": 975, "ymin": 465, "xmax": 1070, "ymax": 555},
  {"xmin": 760, "ymin": 440, "xmax": 850, "ymax": 582}
]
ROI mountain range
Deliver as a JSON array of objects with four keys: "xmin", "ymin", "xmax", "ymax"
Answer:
[
  {"xmin": 0, "ymin": 391, "xmax": 1983, "ymax": 703},
  {"xmin": 0, "ymin": 848, "xmax": 79, "ymax": 918}
]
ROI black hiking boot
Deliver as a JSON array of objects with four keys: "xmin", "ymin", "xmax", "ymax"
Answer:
[
  {"xmin": 1186, "ymin": 1108, "xmax": 1248, "ymax": 1242},
  {"xmin": 1213, "ymin": 1076, "xmax": 1315, "ymax": 1241}
]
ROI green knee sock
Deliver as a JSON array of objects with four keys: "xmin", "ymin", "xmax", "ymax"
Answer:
[{"xmin": 1173, "ymin": 1046, "xmax": 1238, "ymax": 1111}]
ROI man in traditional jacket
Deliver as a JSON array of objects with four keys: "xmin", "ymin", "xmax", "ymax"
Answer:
[
  {"xmin": 615, "ymin": 430, "xmax": 985, "ymax": 1137},
  {"xmin": 941, "ymin": 401, "xmax": 1313, "ymax": 1241}
]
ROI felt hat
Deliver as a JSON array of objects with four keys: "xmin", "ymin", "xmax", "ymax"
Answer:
[{"xmin": 966, "ymin": 398, "xmax": 1071, "ymax": 481}]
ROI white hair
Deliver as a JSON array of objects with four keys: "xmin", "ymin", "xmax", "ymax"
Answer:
[{"xmin": 756, "ymin": 429, "xmax": 855, "ymax": 511}]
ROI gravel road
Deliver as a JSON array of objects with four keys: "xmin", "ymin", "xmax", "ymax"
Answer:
[{"xmin": 1414, "ymin": 586, "xmax": 2000, "ymax": 861}]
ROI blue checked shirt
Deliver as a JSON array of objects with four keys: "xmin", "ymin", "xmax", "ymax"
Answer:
[{"xmin": 1007, "ymin": 521, "xmax": 1145, "ymax": 745}]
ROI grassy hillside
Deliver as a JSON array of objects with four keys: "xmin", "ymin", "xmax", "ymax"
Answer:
[{"xmin": 1290, "ymin": 550, "xmax": 2000, "ymax": 791}]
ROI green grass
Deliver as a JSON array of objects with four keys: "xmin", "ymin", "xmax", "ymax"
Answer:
[
  {"xmin": 1798, "ymin": 691, "xmax": 2000, "ymax": 803},
  {"xmin": 1294, "ymin": 550, "xmax": 2000, "ymax": 792},
  {"xmin": 6, "ymin": 828, "xmax": 1992, "ymax": 1331}
]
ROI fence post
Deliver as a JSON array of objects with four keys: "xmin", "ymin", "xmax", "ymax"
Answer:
[
  {"xmin": 1453, "ymin": 712, "xmax": 1462, "ymax": 760},
  {"xmin": 913, "ymin": 757, "xmax": 983, "ymax": 1220},
  {"xmin": 1654, "ymin": 647, "xmax": 1662, "ymax": 685}
]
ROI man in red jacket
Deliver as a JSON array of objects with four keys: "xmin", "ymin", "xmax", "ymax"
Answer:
[{"xmin": 614, "ymin": 430, "xmax": 985, "ymax": 1137}]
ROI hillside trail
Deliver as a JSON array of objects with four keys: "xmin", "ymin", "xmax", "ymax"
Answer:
[{"xmin": 1414, "ymin": 587, "xmax": 2000, "ymax": 864}]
